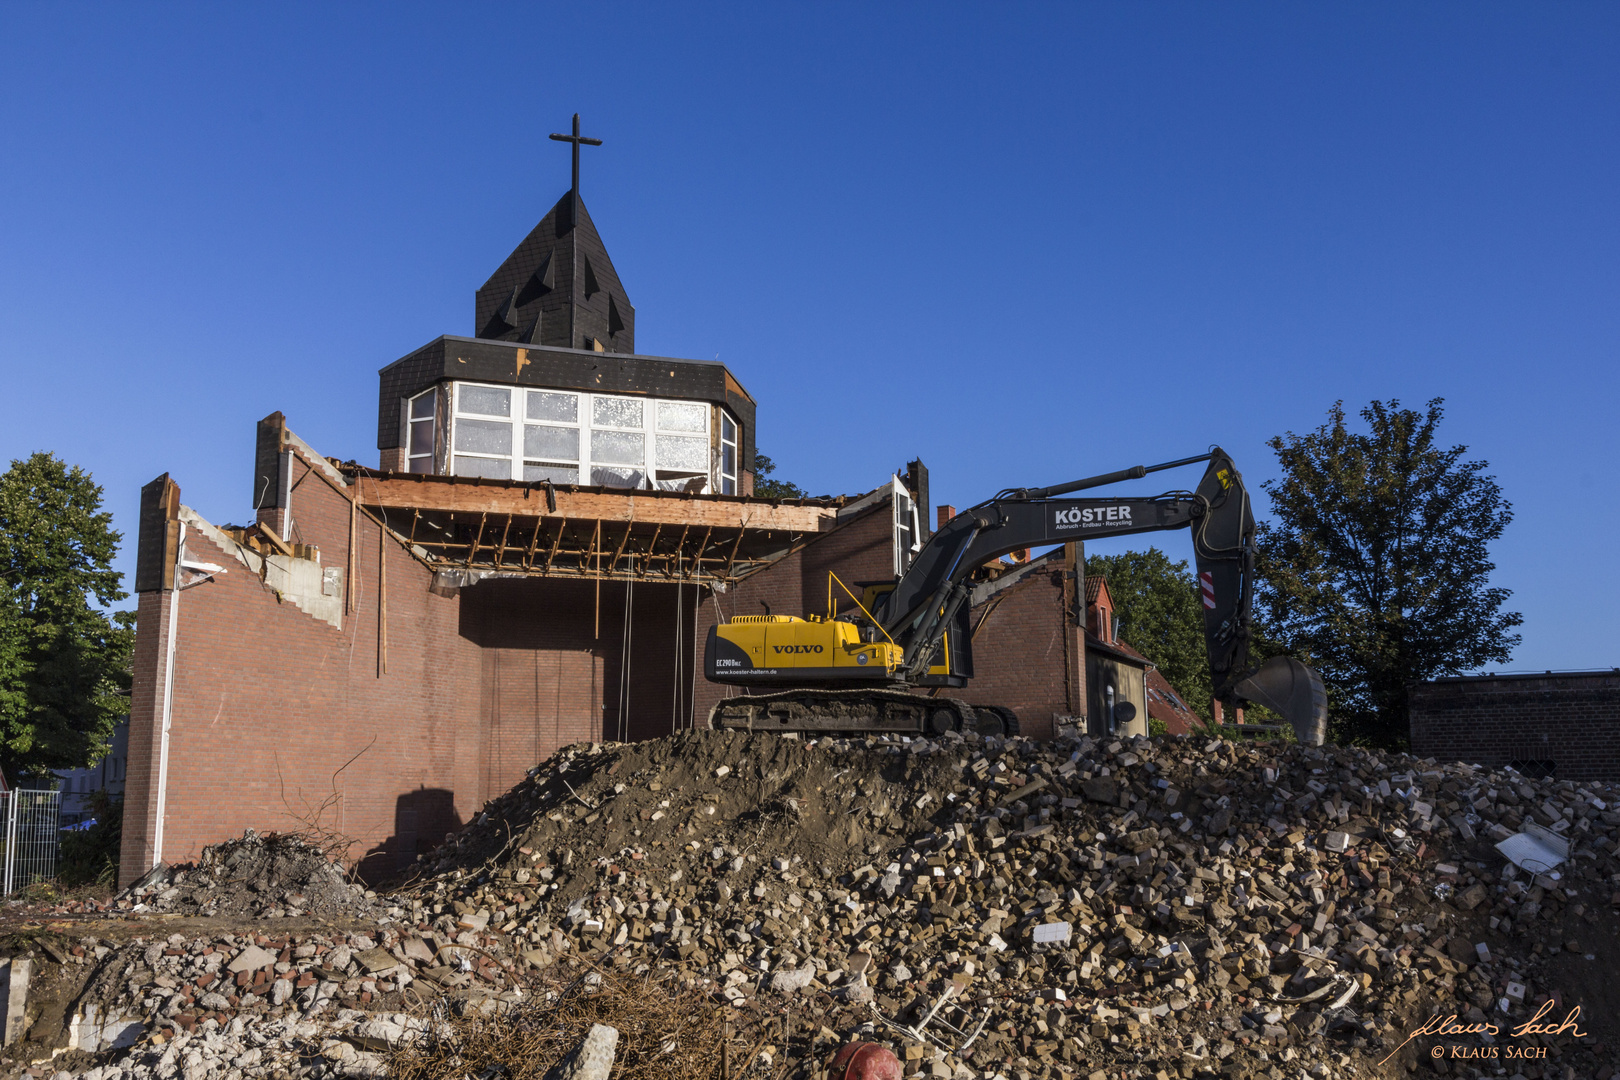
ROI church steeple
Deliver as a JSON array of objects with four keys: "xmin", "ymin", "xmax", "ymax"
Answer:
[{"xmin": 474, "ymin": 115, "xmax": 635, "ymax": 353}]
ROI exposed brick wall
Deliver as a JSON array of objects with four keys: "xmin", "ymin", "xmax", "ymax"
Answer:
[
  {"xmin": 1410, "ymin": 672, "xmax": 1620, "ymax": 781},
  {"xmin": 964, "ymin": 565, "xmax": 1079, "ymax": 741},
  {"xmin": 122, "ymin": 453, "xmax": 696, "ymax": 886}
]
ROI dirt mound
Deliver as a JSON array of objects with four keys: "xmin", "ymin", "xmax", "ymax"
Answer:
[
  {"xmin": 417, "ymin": 728, "xmax": 968, "ymax": 904},
  {"xmin": 126, "ymin": 830, "xmax": 381, "ymax": 920}
]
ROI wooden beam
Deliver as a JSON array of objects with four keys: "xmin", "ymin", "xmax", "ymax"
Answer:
[
  {"xmin": 638, "ymin": 523, "xmax": 662, "ymax": 577},
  {"xmin": 673, "ymin": 523, "xmax": 690, "ymax": 578},
  {"xmin": 724, "ymin": 526, "xmax": 747, "ymax": 577},
  {"xmin": 522, "ymin": 517, "xmax": 543, "ymax": 569},
  {"xmin": 494, "ymin": 514, "xmax": 513, "ymax": 567},
  {"xmin": 608, "ymin": 522, "xmax": 634, "ymax": 573},
  {"xmin": 465, "ymin": 512, "xmax": 487, "ymax": 568},
  {"xmin": 545, "ymin": 518, "xmax": 566, "ymax": 572},
  {"xmin": 353, "ymin": 475, "xmax": 836, "ymax": 533}
]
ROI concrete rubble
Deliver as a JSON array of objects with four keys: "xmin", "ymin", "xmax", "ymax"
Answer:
[{"xmin": 3, "ymin": 727, "xmax": 1618, "ymax": 1079}]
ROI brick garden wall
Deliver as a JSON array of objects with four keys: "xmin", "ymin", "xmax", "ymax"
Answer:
[{"xmin": 1409, "ymin": 672, "xmax": 1620, "ymax": 781}]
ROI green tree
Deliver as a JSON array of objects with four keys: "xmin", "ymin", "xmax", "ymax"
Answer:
[
  {"xmin": 1086, "ymin": 548, "xmax": 1212, "ymax": 722},
  {"xmin": 1256, "ymin": 399, "xmax": 1521, "ymax": 749},
  {"xmin": 0, "ymin": 453, "xmax": 133, "ymax": 786},
  {"xmin": 752, "ymin": 452, "xmax": 807, "ymax": 500}
]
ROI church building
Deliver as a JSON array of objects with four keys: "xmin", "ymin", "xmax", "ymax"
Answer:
[{"xmin": 119, "ymin": 122, "xmax": 930, "ymax": 886}]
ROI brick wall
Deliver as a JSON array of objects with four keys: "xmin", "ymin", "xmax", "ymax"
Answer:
[
  {"xmin": 963, "ymin": 564, "xmax": 1081, "ymax": 742},
  {"xmin": 122, "ymin": 453, "xmax": 696, "ymax": 886},
  {"xmin": 1409, "ymin": 672, "xmax": 1620, "ymax": 781}
]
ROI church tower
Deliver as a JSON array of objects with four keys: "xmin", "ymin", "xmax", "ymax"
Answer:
[
  {"xmin": 473, "ymin": 190, "xmax": 635, "ymax": 354},
  {"xmin": 473, "ymin": 114, "xmax": 634, "ymax": 354}
]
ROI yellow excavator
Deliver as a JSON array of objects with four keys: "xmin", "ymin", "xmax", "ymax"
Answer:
[{"xmin": 703, "ymin": 449, "xmax": 1328, "ymax": 744}]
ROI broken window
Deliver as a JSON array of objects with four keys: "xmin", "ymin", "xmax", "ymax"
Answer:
[
  {"xmin": 444, "ymin": 381, "xmax": 725, "ymax": 492},
  {"xmin": 523, "ymin": 390, "xmax": 580, "ymax": 484}
]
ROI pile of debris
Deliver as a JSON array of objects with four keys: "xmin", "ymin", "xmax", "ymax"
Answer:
[
  {"xmin": 405, "ymin": 728, "xmax": 1619, "ymax": 1079},
  {"xmin": 119, "ymin": 831, "xmax": 382, "ymax": 921},
  {"xmin": 5, "ymin": 729, "xmax": 1617, "ymax": 1080}
]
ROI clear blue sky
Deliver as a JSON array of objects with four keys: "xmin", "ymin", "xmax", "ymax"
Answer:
[{"xmin": 2, "ymin": 4, "xmax": 1615, "ymax": 672}]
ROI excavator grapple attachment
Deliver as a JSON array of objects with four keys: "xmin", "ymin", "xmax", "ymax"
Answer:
[{"xmin": 1231, "ymin": 656, "xmax": 1329, "ymax": 746}]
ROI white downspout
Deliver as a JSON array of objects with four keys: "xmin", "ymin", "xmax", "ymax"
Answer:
[{"xmin": 152, "ymin": 521, "xmax": 185, "ymax": 869}]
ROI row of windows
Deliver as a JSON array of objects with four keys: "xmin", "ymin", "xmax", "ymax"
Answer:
[{"xmin": 408, "ymin": 382, "xmax": 742, "ymax": 495}]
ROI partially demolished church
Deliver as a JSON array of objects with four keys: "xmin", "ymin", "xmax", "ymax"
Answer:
[{"xmin": 120, "ymin": 138, "xmax": 1142, "ymax": 886}]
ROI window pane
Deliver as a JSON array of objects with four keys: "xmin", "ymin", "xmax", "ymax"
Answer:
[
  {"xmin": 453, "ymin": 455, "xmax": 511, "ymax": 479},
  {"xmin": 523, "ymin": 464, "xmax": 579, "ymax": 484},
  {"xmin": 409, "ymin": 419, "xmax": 434, "ymax": 457},
  {"xmin": 410, "ymin": 392, "xmax": 435, "ymax": 420},
  {"xmin": 722, "ymin": 443, "xmax": 736, "ymax": 477},
  {"xmin": 454, "ymin": 418, "xmax": 512, "ymax": 455},
  {"xmin": 590, "ymin": 429, "xmax": 644, "ymax": 465},
  {"xmin": 458, "ymin": 385, "xmax": 511, "ymax": 417},
  {"xmin": 722, "ymin": 476, "xmax": 735, "ymax": 496},
  {"xmin": 656, "ymin": 434, "xmax": 708, "ymax": 472},
  {"xmin": 409, "ymin": 456, "xmax": 433, "ymax": 474},
  {"xmin": 593, "ymin": 396, "xmax": 643, "ymax": 429},
  {"xmin": 722, "ymin": 413, "xmax": 737, "ymax": 442},
  {"xmin": 591, "ymin": 466, "xmax": 645, "ymax": 488},
  {"xmin": 656, "ymin": 474, "xmax": 708, "ymax": 493},
  {"xmin": 524, "ymin": 424, "xmax": 579, "ymax": 461},
  {"xmin": 527, "ymin": 391, "xmax": 578, "ymax": 423},
  {"xmin": 657, "ymin": 400, "xmax": 706, "ymax": 433}
]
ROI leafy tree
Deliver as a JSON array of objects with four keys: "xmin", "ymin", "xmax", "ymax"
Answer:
[
  {"xmin": 1256, "ymin": 399, "xmax": 1521, "ymax": 749},
  {"xmin": 752, "ymin": 452, "xmax": 808, "ymax": 500},
  {"xmin": 0, "ymin": 453, "xmax": 133, "ymax": 787},
  {"xmin": 1086, "ymin": 548, "xmax": 1212, "ymax": 722}
]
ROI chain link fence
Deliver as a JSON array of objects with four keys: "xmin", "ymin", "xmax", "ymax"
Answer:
[{"xmin": 0, "ymin": 789, "xmax": 60, "ymax": 894}]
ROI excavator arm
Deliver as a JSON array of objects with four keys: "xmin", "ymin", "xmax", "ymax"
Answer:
[{"xmin": 877, "ymin": 448, "xmax": 1328, "ymax": 744}]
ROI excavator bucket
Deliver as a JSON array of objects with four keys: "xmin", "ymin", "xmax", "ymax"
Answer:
[{"xmin": 1232, "ymin": 657, "xmax": 1329, "ymax": 746}]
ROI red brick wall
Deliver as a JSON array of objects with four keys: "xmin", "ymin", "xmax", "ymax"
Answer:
[
  {"xmin": 965, "ymin": 564, "xmax": 1081, "ymax": 741},
  {"xmin": 1410, "ymin": 672, "xmax": 1620, "ymax": 781},
  {"xmin": 122, "ymin": 454, "xmax": 699, "ymax": 886}
]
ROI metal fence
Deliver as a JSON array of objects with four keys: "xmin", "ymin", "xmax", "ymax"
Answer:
[{"xmin": 0, "ymin": 789, "xmax": 60, "ymax": 894}]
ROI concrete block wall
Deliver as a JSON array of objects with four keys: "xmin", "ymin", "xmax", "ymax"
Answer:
[{"xmin": 1409, "ymin": 671, "xmax": 1620, "ymax": 781}]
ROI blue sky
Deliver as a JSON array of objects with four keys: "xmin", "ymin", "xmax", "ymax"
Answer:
[{"xmin": 2, "ymin": 3, "xmax": 1615, "ymax": 671}]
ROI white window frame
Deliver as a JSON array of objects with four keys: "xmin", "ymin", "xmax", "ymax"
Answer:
[
  {"xmin": 446, "ymin": 381, "xmax": 719, "ymax": 492},
  {"xmin": 523, "ymin": 389, "xmax": 585, "ymax": 485},
  {"xmin": 406, "ymin": 389, "xmax": 436, "ymax": 474},
  {"xmin": 719, "ymin": 411, "xmax": 739, "ymax": 496},
  {"xmin": 893, "ymin": 484, "xmax": 922, "ymax": 576}
]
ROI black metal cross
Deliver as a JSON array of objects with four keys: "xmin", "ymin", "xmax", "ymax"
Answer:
[{"xmin": 549, "ymin": 113, "xmax": 602, "ymax": 221}]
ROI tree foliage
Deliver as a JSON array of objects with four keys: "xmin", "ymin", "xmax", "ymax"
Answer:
[
  {"xmin": 752, "ymin": 452, "xmax": 808, "ymax": 500},
  {"xmin": 1086, "ymin": 548, "xmax": 1212, "ymax": 722},
  {"xmin": 0, "ymin": 453, "xmax": 133, "ymax": 786},
  {"xmin": 1256, "ymin": 399, "xmax": 1521, "ymax": 749}
]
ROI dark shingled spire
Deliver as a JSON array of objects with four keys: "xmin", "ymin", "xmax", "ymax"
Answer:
[{"xmin": 474, "ymin": 190, "xmax": 636, "ymax": 353}]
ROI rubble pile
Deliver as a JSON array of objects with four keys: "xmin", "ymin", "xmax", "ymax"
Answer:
[
  {"xmin": 408, "ymin": 729, "xmax": 1619, "ymax": 1079},
  {"xmin": 120, "ymin": 832, "xmax": 382, "ymax": 920},
  {"xmin": 5, "ymin": 728, "xmax": 1617, "ymax": 1080}
]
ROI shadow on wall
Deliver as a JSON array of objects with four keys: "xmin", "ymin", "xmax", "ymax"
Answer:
[{"xmin": 357, "ymin": 787, "xmax": 462, "ymax": 883}]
